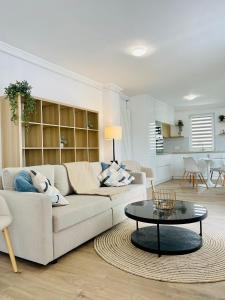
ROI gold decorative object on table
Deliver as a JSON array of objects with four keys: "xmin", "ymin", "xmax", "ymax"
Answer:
[{"xmin": 152, "ymin": 189, "xmax": 176, "ymax": 210}]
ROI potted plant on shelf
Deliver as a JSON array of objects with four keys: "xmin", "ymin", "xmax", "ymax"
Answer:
[
  {"xmin": 176, "ymin": 120, "xmax": 184, "ymax": 136},
  {"xmin": 219, "ymin": 115, "xmax": 225, "ymax": 122},
  {"xmin": 4, "ymin": 81, "xmax": 36, "ymax": 127},
  {"xmin": 60, "ymin": 136, "xmax": 68, "ymax": 148}
]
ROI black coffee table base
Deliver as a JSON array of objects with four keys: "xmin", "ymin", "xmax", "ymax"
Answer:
[{"xmin": 131, "ymin": 225, "xmax": 202, "ymax": 256}]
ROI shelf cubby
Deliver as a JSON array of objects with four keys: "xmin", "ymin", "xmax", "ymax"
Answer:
[
  {"xmin": 42, "ymin": 102, "xmax": 59, "ymax": 125},
  {"xmin": 76, "ymin": 149, "xmax": 88, "ymax": 162},
  {"xmin": 61, "ymin": 149, "xmax": 75, "ymax": 163},
  {"xmin": 43, "ymin": 149, "xmax": 60, "ymax": 165},
  {"xmin": 24, "ymin": 149, "xmax": 43, "ymax": 166},
  {"xmin": 43, "ymin": 125, "xmax": 59, "ymax": 148},
  {"xmin": 24, "ymin": 124, "xmax": 42, "ymax": 148},
  {"xmin": 88, "ymin": 131, "xmax": 99, "ymax": 148},
  {"xmin": 29, "ymin": 99, "xmax": 42, "ymax": 123},
  {"xmin": 60, "ymin": 128, "xmax": 75, "ymax": 148},
  {"xmin": 87, "ymin": 111, "xmax": 98, "ymax": 130},
  {"xmin": 60, "ymin": 105, "xmax": 74, "ymax": 127},
  {"xmin": 75, "ymin": 129, "xmax": 87, "ymax": 148},
  {"xmin": 75, "ymin": 109, "xmax": 87, "ymax": 128},
  {"xmin": 88, "ymin": 149, "xmax": 99, "ymax": 162}
]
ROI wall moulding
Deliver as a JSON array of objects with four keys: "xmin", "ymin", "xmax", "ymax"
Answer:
[{"xmin": 0, "ymin": 41, "xmax": 103, "ymax": 91}]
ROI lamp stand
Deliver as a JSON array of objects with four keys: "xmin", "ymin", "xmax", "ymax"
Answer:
[{"xmin": 112, "ymin": 139, "xmax": 118, "ymax": 164}]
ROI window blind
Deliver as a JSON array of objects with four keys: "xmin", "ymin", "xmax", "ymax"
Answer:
[{"xmin": 190, "ymin": 114, "xmax": 214, "ymax": 151}]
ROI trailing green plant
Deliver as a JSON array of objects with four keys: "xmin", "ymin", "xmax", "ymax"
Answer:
[{"xmin": 4, "ymin": 80, "xmax": 36, "ymax": 127}]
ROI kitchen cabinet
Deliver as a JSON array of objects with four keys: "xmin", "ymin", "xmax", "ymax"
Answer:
[
  {"xmin": 156, "ymin": 154, "xmax": 172, "ymax": 184},
  {"xmin": 155, "ymin": 100, "xmax": 175, "ymax": 125},
  {"xmin": 162, "ymin": 123, "xmax": 171, "ymax": 138}
]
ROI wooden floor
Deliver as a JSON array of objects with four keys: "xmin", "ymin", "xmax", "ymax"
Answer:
[{"xmin": 0, "ymin": 180, "xmax": 225, "ymax": 300}]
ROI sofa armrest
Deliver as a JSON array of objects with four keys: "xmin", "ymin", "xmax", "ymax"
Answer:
[
  {"xmin": 0, "ymin": 190, "xmax": 53, "ymax": 265},
  {"xmin": 141, "ymin": 166, "xmax": 154, "ymax": 179},
  {"xmin": 130, "ymin": 171, "xmax": 146, "ymax": 186}
]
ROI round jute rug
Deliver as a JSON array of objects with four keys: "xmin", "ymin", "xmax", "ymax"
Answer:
[{"xmin": 94, "ymin": 222, "xmax": 225, "ymax": 283}]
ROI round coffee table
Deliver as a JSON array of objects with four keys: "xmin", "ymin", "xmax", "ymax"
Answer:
[{"xmin": 124, "ymin": 200, "xmax": 207, "ymax": 257}]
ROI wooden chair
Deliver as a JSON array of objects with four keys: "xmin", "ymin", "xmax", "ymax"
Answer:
[
  {"xmin": 183, "ymin": 157, "xmax": 208, "ymax": 189},
  {"xmin": 0, "ymin": 195, "xmax": 18, "ymax": 272}
]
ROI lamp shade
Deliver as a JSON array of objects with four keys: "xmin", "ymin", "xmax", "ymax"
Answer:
[{"xmin": 104, "ymin": 126, "xmax": 122, "ymax": 140}]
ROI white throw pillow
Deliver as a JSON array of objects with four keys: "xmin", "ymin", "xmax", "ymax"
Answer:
[
  {"xmin": 30, "ymin": 170, "xmax": 69, "ymax": 206},
  {"xmin": 98, "ymin": 162, "xmax": 134, "ymax": 187}
]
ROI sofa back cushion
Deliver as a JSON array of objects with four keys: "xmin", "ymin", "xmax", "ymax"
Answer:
[
  {"xmin": 2, "ymin": 165, "xmax": 54, "ymax": 191},
  {"xmin": 54, "ymin": 165, "xmax": 73, "ymax": 196},
  {"xmin": 122, "ymin": 160, "xmax": 141, "ymax": 172},
  {"xmin": 90, "ymin": 162, "xmax": 102, "ymax": 179}
]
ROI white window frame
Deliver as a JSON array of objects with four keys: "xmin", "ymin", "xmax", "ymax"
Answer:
[{"xmin": 189, "ymin": 113, "xmax": 215, "ymax": 152}]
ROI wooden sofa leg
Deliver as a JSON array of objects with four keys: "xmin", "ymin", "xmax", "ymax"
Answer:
[{"xmin": 2, "ymin": 227, "xmax": 18, "ymax": 273}]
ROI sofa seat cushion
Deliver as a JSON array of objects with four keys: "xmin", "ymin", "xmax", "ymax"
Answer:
[
  {"xmin": 109, "ymin": 184, "xmax": 146, "ymax": 207},
  {"xmin": 53, "ymin": 195, "xmax": 111, "ymax": 233}
]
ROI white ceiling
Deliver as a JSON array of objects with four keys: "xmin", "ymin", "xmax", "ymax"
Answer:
[{"xmin": 0, "ymin": 0, "xmax": 225, "ymax": 107}]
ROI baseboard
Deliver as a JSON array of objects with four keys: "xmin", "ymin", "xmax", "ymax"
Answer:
[{"xmin": 155, "ymin": 177, "xmax": 172, "ymax": 185}]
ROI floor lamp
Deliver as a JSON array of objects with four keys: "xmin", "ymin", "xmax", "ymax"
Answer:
[{"xmin": 104, "ymin": 126, "xmax": 122, "ymax": 163}]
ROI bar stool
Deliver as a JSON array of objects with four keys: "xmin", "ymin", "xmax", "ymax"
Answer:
[{"xmin": 0, "ymin": 195, "xmax": 18, "ymax": 272}]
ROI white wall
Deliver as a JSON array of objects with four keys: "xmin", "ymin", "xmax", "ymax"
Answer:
[
  {"xmin": 102, "ymin": 85, "xmax": 122, "ymax": 162},
  {"xmin": 129, "ymin": 94, "xmax": 157, "ymax": 171},
  {"xmin": 129, "ymin": 94, "xmax": 175, "ymax": 183},
  {"xmin": 0, "ymin": 45, "xmax": 122, "ymax": 167},
  {"xmin": 168, "ymin": 104, "xmax": 225, "ymax": 152},
  {"xmin": 171, "ymin": 104, "xmax": 225, "ymax": 137}
]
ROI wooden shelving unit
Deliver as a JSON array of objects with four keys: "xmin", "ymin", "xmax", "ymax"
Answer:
[{"xmin": 0, "ymin": 96, "xmax": 100, "ymax": 167}]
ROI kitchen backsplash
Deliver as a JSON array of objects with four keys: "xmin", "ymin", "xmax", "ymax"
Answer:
[{"xmin": 164, "ymin": 135, "xmax": 225, "ymax": 153}]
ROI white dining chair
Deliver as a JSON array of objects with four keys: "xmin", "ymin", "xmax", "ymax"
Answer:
[
  {"xmin": 0, "ymin": 195, "xmax": 18, "ymax": 272},
  {"xmin": 212, "ymin": 159, "xmax": 225, "ymax": 187},
  {"xmin": 183, "ymin": 157, "xmax": 208, "ymax": 189}
]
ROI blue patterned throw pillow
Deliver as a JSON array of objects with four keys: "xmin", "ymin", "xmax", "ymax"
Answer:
[{"xmin": 14, "ymin": 171, "xmax": 38, "ymax": 192}]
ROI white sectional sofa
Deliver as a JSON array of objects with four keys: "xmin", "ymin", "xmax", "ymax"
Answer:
[{"xmin": 0, "ymin": 163, "xmax": 147, "ymax": 265}]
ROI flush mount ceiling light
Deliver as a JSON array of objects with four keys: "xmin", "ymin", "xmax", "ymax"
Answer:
[
  {"xmin": 129, "ymin": 45, "xmax": 156, "ymax": 57},
  {"xmin": 183, "ymin": 94, "xmax": 201, "ymax": 101},
  {"xmin": 131, "ymin": 47, "xmax": 147, "ymax": 57}
]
